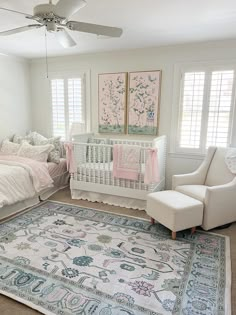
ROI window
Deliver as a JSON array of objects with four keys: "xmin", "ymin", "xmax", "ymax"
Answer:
[
  {"xmin": 177, "ymin": 68, "xmax": 235, "ymax": 153},
  {"xmin": 51, "ymin": 74, "xmax": 86, "ymax": 140},
  {"xmin": 206, "ymin": 71, "xmax": 234, "ymax": 147}
]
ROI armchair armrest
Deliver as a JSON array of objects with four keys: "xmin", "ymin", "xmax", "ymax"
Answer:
[
  {"xmin": 172, "ymin": 170, "xmax": 205, "ymax": 190},
  {"xmin": 202, "ymin": 177, "xmax": 236, "ymax": 230},
  {"xmin": 172, "ymin": 146, "xmax": 217, "ymax": 190},
  {"xmin": 207, "ymin": 176, "xmax": 236, "ymax": 193}
]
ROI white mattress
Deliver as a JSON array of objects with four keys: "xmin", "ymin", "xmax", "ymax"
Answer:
[
  {"xmin": 75, "ymin": 162, "xmax": 156, "ymax": 191},
  {"xmin": 77, "ymin": 162, "xmax": 145, "ymax": 179}
]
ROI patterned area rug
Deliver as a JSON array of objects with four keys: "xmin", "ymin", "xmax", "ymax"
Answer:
[{"xmin": 0, "ymin": 201, "xmax": 231, "ymax": 315}]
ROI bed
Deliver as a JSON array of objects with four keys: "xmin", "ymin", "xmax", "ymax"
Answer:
[{"xmin": 0, "ymin": 157, "xmax": 69, "ymax": 221}]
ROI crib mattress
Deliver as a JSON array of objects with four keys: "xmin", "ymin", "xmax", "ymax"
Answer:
[
  {"xmin": 75, "ymin": 162, "xmax": 159, "ymax": 191},
  {"xmin": 77, "ymin": 162, "xmax": 146, "ymax": 180},
  {"xmin": 75, "ymin": 162, "xmax": 157, "ymax": 191}
]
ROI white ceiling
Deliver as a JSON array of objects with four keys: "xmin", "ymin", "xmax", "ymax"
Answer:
[{"xmin": 0, "ymin": 0, "xmax": 236, "ymax": 59}]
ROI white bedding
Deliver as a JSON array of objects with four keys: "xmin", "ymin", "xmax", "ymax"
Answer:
[{"xmin": 0, "ymin": 157, "xmax": 53, "ymax": 208}]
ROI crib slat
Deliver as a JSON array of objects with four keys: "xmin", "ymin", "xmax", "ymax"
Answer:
[
  {"xmin": 139, "ymin": 149, "xmax": 142, "ymax": 190},
  {"xmin": 98, "ymin": 145, "xmax": 101, "ymax": 184},
  {"xmin": 93, "ymin": 145, "xmax": 96, "ymax": 183},
  {"xmin": 102, "ymin": 145, "xmax": 105, "ymax": 184},
  {"xmin": 88, "ymin": 145, "xmax": 91, "ymax": 183},
  {"xmin": 107, "ymin": 146, "xmax": 111, "ymax": 185}
]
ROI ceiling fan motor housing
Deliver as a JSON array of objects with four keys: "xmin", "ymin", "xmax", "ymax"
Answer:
[{"xmin": 33, "ymin": 4, "xmax": 66, "ymax": 32}]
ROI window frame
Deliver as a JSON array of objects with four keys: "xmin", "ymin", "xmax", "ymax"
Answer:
[
  {"xmin": 49, "ymin": 70, "xmax": 91, "ymax": 140},
  {"xmin": 171, "ymin": 62, "xmax": 236, "ymax": 156}
]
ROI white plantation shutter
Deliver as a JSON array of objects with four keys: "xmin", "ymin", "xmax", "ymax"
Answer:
[
  {"xmin": 68, "ymin": 78, "xmax": 84, "ymax": 128},
  {"xmin": 206, "ymin": 70, "xmax": 234, "ymax": 147},
  {"xmin": 51, "ymin": 79, "xmax": 65, "ymax": 138},
  {"xmin": 177, "ymin": 68, "xmax": 235, "ymax": 153},
  {"xmin": 51, "ymin": 75, "xmax": 85, "ymax": 140},
  {"xmin": 179, "ymin": 72, "xmax": 205, "ymax": 149}
]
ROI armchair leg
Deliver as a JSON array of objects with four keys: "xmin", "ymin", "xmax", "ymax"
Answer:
[
  {"xmin": 191, "ymin": 227, "xmax": 196, "ymax": 234},
  {"xmin": 151, "ymin": 217, "xmax": 155, "ymax": 225},
  {"xmin": 172, "ymin": 231, "xmax": 176, "ymax": 240}
]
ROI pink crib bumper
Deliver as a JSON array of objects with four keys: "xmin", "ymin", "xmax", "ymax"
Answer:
[
  {"xmin": 144, "ymin": 148, "xmax": 160, "ymax": 184},
  {"xmin": 64, "ymin": 142, "xmax": 76, "ymax": 174}
]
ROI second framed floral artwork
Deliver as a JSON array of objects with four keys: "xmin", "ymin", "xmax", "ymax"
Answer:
[
  {"xmin": 128, "ymin": 70, "xmax": 161, "ymax": 135},
  {"xmin": 98, "ymin": 72, "xmax": 127, "ymax": 134}
]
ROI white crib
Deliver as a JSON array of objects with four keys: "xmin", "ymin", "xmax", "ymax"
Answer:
[{"xmin": 70, "ymin": 133, "xmax": 167, "ymax": 210}]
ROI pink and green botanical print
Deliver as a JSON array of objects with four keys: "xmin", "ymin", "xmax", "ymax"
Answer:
[
  {"xmin": 98, "ymin": 72, "xmax": 127, "ymax": 134},
  {"xmin": 128, "ymin": 71, "xmax": 161, "ymax": 135}
]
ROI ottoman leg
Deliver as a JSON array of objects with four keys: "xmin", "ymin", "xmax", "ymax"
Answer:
[
  {"xmin": 191, "ymin": 227, "xmax": 196, "ymax": 234},
  {"xmin": 172, "ymin": 231, "xmax": 176, "ymax": 240},
  {"xmin": 151, "ymin": 218, "xmax": 155, "ymax": 225}
]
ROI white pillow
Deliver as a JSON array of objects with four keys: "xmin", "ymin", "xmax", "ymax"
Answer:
[
  {"xmin": 29, "ymin": 131, "xmax": 47, "ymax": 144},
  {"xmin": 0, "ymin": 139, "xmax": 20, "ymax": 155},
  {"xmin": 17, "ymin": 142, "xmax": 54, "ymax": 162},
  {"xmin": 12, "ymin": 134, "xmax": 33, "ymax": 144},
  {"xmin": 225, "ymin": 148, "xmax": 236, "ymax": 174},
  {"xmin": 29, "ymin": 131, "xmax": 61, "ymax": 164}
]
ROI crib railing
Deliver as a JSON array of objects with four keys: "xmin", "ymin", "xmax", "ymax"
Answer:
[{"xmin": 71, "ymin": 135, "xmax": 166, "ymax": 193}]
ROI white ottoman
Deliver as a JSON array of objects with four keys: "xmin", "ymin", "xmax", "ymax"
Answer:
[{"xmin": 146, "ymin": 190, "xmax": 203, "ymax": 240}]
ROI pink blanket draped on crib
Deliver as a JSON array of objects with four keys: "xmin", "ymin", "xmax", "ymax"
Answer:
[
  {"xmin": 113, "ymin": 144, "xmax": 141, "ymax": 180},
  {"xmin": 64, "ymin": 142, "xmax": 76, "ymax": 174},
  {"xmin": 144, "ymin": 148, "xmax": 160, "ymax": 184}
]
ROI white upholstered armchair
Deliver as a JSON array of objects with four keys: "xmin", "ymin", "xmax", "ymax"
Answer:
[{"xmin": 172, "ymin": 146, "xmax": 236, "ymax": 230}]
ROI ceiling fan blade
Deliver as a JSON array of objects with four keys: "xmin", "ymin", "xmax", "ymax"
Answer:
[
  {"xmin": 0, "ymin": 7, "xmax": 33, "ymax": 18},
  {"xmin": 55, "ymin": 0, "xmax": 87, "ymax": 19},
  {"xmin": 55, "ymin": 29, "xmax": 77, "ymax": 48},
  {"xmin": 66, "ymin": 21, "xmax": 123, "ymax": 37},
  {"xmin": 0, "ymin": 24, "xmax": 43, "ymax": 36}
]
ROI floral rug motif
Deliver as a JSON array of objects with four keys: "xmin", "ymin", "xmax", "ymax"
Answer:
[{"xmin": 0, "ymin": 201, "xmax": 230, "ymax": 315}]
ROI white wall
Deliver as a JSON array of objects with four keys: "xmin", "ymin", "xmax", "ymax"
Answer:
[
  {"xmin": 30, "ymin": 39, "xmax": 236, "ymax": 188},
  {"xmin": 0, "ymin": 55, "xmax": 31, "ymax": 141}
]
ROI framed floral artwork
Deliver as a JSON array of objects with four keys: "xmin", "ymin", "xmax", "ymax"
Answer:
[
  {"xmin": 98, "ymin": 72, "xmax": 127, "ymax": 134},
  {"xmin": 128, "ymin": 70, "xmax": 161, "ymax": 135}
]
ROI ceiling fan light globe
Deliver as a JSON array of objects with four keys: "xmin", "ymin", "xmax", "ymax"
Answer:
[{"xmin": 46, "ymin": 21, "xmax": 57, "ymax": 32}]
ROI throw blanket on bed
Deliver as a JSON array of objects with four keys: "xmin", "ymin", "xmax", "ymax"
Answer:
[
  {"xmin": 113, "ymin": 144, "xmax": 141, "ymax": 180},
  {"xmin": 0, "ymin": 155, "xmax": 53, "ymax": 208}
]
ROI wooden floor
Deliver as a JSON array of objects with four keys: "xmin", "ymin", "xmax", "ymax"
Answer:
[{"xmin": 0, "ymin": 187, "xmax": 235, "ymax": 314}]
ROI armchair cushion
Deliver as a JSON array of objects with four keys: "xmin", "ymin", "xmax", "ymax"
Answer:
[
  {"xmin": 175, "ymin": 185, "xmax": 208, "ymax": 202},
  {"xmin": 205, "ymin": 147, "xmax": 234, "ymax": 186}
]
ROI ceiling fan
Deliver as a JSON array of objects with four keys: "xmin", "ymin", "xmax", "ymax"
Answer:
[{"xmin": 0, "ymin": 0, "xmax": 123, "ymax": 48}]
